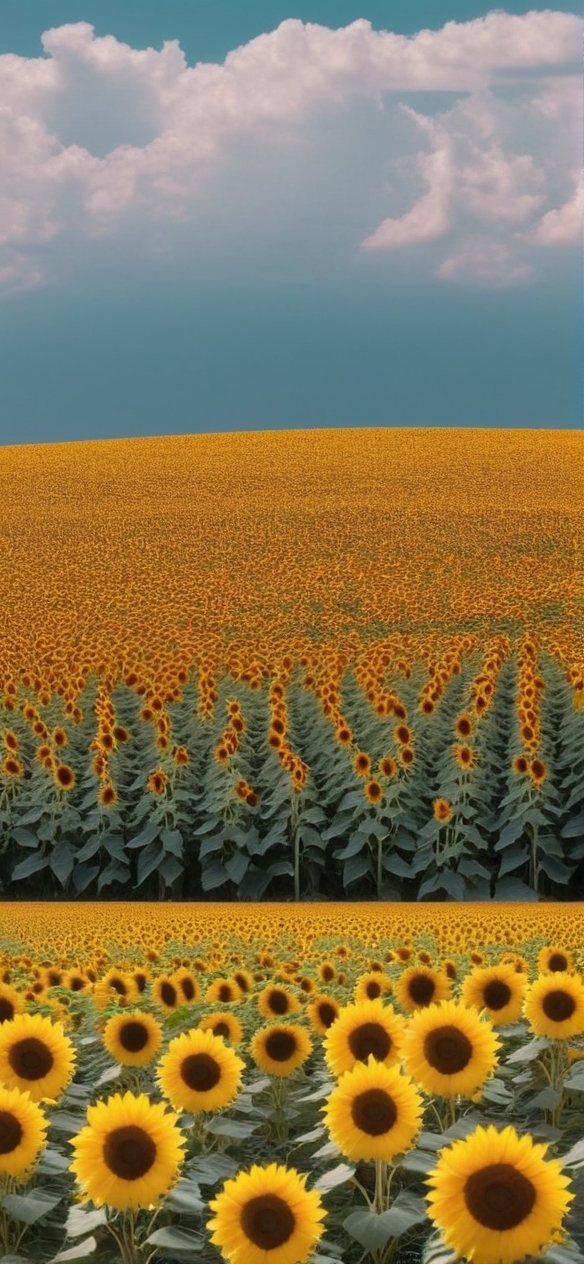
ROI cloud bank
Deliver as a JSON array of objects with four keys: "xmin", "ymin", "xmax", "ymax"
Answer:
[{"xmin": 0, "ymin": 10, "xmax": 581, "ymax": 294}]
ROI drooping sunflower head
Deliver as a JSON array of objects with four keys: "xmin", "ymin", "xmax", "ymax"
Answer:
[
  {"xmin": 0, "ymin": 1084, "xmax": 48, "ymax": 1178},
  {"xmin": 69, "ymin": 1090, "xmax": 185, "ymax": 1212},
  {"xmin": 524, "ymin": 972, "xmax": 584, "ymax": 1041},
  {"xmin": 156, "ymin": 1027, "xmax": 245, "ymax": 1113},
  {"xmin": 460, "ymin": 963, "xmax": 527, "ymax": 1026},
  {"xmin": 322, "ymin": 1055, "xmax": 424, "ymax": 1163},
  {"xmin": 207, "ymin": 1162, "xmax": 326, "ymax": 1264},
  {"xmin": 402, "ymin": 999, "xmax": 500, "ymax": 1099},
  {"xmin": 426, "ymin": 1123, "xmax": 573, "ymax": 1264},
  {"xmin": 103, "ymin": 1011, "xmax": 163, "ymax": 1067},
  {"xmin": 394, "ymin": 965, "xmax": 451, "ymax": 1013},
  {"xmin": 323, "ymin": 998, "xmax": 406, "ymax": 1078},
  {"xmin": 0, "ymin": 1011, "xmax": 76, "ymax": 1103},
  {"xmin": 250, "ymin": 1022, "xmax": 313, "ymax": 1078}
]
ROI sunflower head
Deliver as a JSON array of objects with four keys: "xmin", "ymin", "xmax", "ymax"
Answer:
[
  {"xmin": 402, "ymin": 999, "xmax": 500, "ymax": 1099},
  {"xmin": 250, "ymin": 1022, "xmax": 313, "ymax": 1078},
  {"xmin": 0, "ymin": 1085, "xmax": 48, "ymax": 1178},
  {"xmin": 323, "ymin": 998, "xmax": 406, "ymax": 1078},
  {"xmin": 208, "ymin": 1162, "xmax": 326, "ymax": 1264},
  {"xmin": 524, "ymin": 972, "xmax": 584, "ymax": 1041},
  {"xmin": 322, "ymin": 1055, "xmax": 424, "ymax": 1163},
  {"xmin": 394, "ymin": 965, "xmax": 451, "ymax": 1013},
  {"xmin": 156, "ymin": 1027, "xmax": 245, "ymax": 1113},
  {"xmin": 103, "ymin": 1011, "xmax": 163, "ymax": 1067},
  {"xmin": 0, "ymin": 1011, "xmax": 76, "ymax": 1103},
  {"xmin": 70, "ymin": 1090, "xmax": 185, "ymax": 1211}
]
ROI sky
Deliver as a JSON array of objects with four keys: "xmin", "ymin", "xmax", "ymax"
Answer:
[{"xmin": 0, "ymin": 1, "xmax": 581, "ymax": 445}]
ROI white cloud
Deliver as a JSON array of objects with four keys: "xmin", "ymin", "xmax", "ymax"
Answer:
[
  {"xmin": 0, "ymin": 10, "xmax": 580, "ymax": 293},
  {"xmin": 522, "ymin": 171, "xmax": 583, "ymax": 245},
  {"xmin": 436, "ymin": 236, "xmax": 535, "ymax": 285}
]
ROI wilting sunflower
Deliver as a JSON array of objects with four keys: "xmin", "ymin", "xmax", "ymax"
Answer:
[
  {"xmin": 354, "ymin": 971, "xmax": 393, "ymax": 1004},
  {"xmin": 402, "ymin": 1000, "xmax": 500, "ymax": 1098},
  {"xmin": 460, "ymin": 963, "xmax": 527, "ymax": 1026},
  {"xmin": 394, "ymin": 965, "xmax": 451, "ymax": 1013},
  {"xmin": 306, "ymin": 995, "xmax": 341, "ymax": 1036},
  {"xmin": 250, "ymin": 1023, "xmax": 313, "ymax": 1078},
  {"xmin": 103, "ymin": 1011, "xmax": 163, "ymax": 1067},
  {"xmin": 0, "ymin": 983, "xmax": 25, "ymax": 1025},
  {"xmin": 156, "ymin": 1028, "xmax": 245, "ymax": 1113},
  {"xmin": 207, "ymin": 1162, "xmax": 326, "ymax": 1264},
  {"xmin": 0, "ymin": 1012, "xmax": 75, "ymax": 1103},
  {"xmin": 70, "ymin": 1091, "xmax": 185, "ymax": 1212},
  {"xmin": 322, "ymin": 1055, "xmax": 423, "ymax": 1162},
  {"xmin": 256, "ymin": 985, "xmax": 302, "ymax": 1019},
  {"xmin": 0, "ymin": 1084, "xmax": 48, "ymax": 1178},
  {"xmin": 523, "ymin": 972, "xmax": 584, "ymax": 1040},
  {"xmin": 199, "ymin": 1012, "xmax": 244, "ymax": 1046},
  {"xmin": 426, "ymin": 1123, "xmax": 573, "ymax": 1264},
  {"xmin": 537, "ymin": 946, "xmax": 575, "ymax": 975},
  {"xmin": 323, "ymin": 999, "xmax": 406, "ymax": 1078}
]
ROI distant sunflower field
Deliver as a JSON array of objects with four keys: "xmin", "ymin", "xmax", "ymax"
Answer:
[
  {"xmin": 0, "ymin": 428, "xmax": 582, "ymax": 901},
  {"xmin": 0, "ymin": 903, "xmax": 582, "ymax": 1263}
]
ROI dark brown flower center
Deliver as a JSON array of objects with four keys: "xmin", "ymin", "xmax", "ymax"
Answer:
[
  {"xmin": 318, "ymin": 1002, "xmax": 338, "ymax": 1029},
  {"xmin": 548, "ymin": 954, "xmax": 568, "ymax": 973},
  {"xmin": 241, "ymin": 1193, "xmax": 295, "ymax": 1249},
  {"xmin": 218, "ymin": 985, "xmax": 233, "ymax": 1003},
  {"xmin": 542, "ymin": 990, "xmax": 576, "ymax": 1023},
  {"xmin": 408, "ymin": 974, "xmax": 436, "ymax": 1006},
  {"xmin": 160, "ymin": 982, "xmax": 177, "ymax": 1008},
  {"xmin": 103, "ymin": 1125, "xmax": 156, "ymax": 1181},
  {"xmin": 9, "ymin": 1037, "xmax": 54, "ymax": 1081},
  {"xmin": 267, "ymin": 990, "xmax": 289, "ymax": 1015},
  {"xmin": 180, "ymin": 978, "xmax": 196, "ymax": 1002},
  {"xmin": 119, "ymin": 1022, "xmax": 149, "ymax": 1053},
  {"xmin": 483, "ymin": 980, "xmax": 512, "ymax": 1011},
  {"xmin": 109, "ymin": 978, "xmax": 126, "ymax": 996},
  {"xmin": 366, "ymin": 981, "xmax": 382, "ymax": 999},
  {"xmin": 212, "ymin": 1022, "xmax": 230, "ymax": 1039},
  {"xmin": 0, "ymin": 1110, "xmax": 23, "ymax": 1154},
  {"xmin": 264, "ymin": 1030, "xmax": 297, "ymax": 1062},
  {"xmin": 0, "ymin": 999, "xmax": 15, "ymax": 1023},
  {"xmin": 351, "ymin": 1088, "xmax": 397, "ymax": 1136},
  {"xmin": 348, "ymin": 1022, "xmax": 392, "ymax": 1063},
  {"xmin": 424, "ymin": 1025, "xmax": 473, "ymax": 1075},
  {"xmin": 464, "ymin": 1163, "xmax": 536, "ymax": 1230},
  {"xmin": 180, "ymin": 1053, "xmax": 221, "ymax": 1092}
]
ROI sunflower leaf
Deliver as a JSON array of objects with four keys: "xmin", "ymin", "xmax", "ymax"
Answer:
[
  {"xmin": 144, "ymin": 1226, "xmax": 204, "ymax": 1253},
  {"xmin": 3, "ymin": 1189, "xmax": 63, "ymax": 1225},
  {"xmin": 314, "ymin": 1162, "xmax": 355, "ymax": 1191},
  {"xmin": 49, "ymin": 1240, "xmax": 98, "ymax": 1262},
  {"xmin": 65, "ymin": 1206, "xmax": 107, "ymax": 1238},
  {"xmin": 205, "ymin": 1116, "xmax": 260, "ymax": 1138}
]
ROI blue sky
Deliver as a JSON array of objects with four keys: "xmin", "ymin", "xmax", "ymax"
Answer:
[{"xmin": 0, "ymin": 2, "xmax": 581, "ymax": 444}]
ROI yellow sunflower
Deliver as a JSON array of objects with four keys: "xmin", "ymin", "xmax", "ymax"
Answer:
[
  {"xmin": 250, "ymin": 1023, "xmax": 313, "ymax": 1078},
  {"xmin": 0, "ymin": 983, "xmax": 25, "ymax": 1025},
  {"xmin": 94, "ymin": 969, "xmax": 139, "ymax": 1010},
  {"xmin": 524, "ymin": 972, "xmax": 584, "ymax": 1040},
  {"xmin": 256, "ymin": 985, "xmax": 302, "ymax": 1019},
  {"xmin": 70, "ymin": 1090, "xmax": 185, "ymax": 1212},
  {"xmin": 306, "ymin": 995, "xmax": 341, "ymax": 1036},
  {"xmin": 0, "ymin": 1085, "xmax": 48, "ymax": 1178},
  {"xmin": 394, "ymin": 966, "xmax": 451, "ymax": 1013},
  {"xmin": 354, "ymin": 971, "xmax": 393, "ymax": 1004},
  {"xmin": 103, "ymin": 1011, "xmax": 163, "ymax": 1067},
  {"xmin": 426, "ymin": 1123, "xmax": 574, "ymax": 1264},
  {"xmin": 156, "ymin": 1028, "xmax": 245, "ymax": 1113},
  {"xmin": 537, "ymin": 946, "xmax": 575, "ymax": 975},
  {"xmin": 323, "ymin": 999, "xmax": 406, "ymax": 1078},
  {"xmin": 460, "ymin": 963, "xmax": 527, "ymax": 1026},
  {"xmin": 198, "ymin": 1012, "xmax": 244, "ymax": 1046},
  {"xmin": 322, "ymin": 1055, "xmax": 423, "ymax": 1162},
  {"xmin": 0, "ymin": 1012, "xmax": 76, "ymax": 1103},
  {"xmin": 205, "ymin": 978, "xmax": 243, "ymax": 1006},
  {"xmin": 207, "ymin": 1162, "xmax": 326, "ymax": 1264},
  {"xmin": 402, "ymin": 1000, "xmax": 500, "ymax": 1098},
  {"xmin": 172, "ymin": 968, "xmax": 201, "ymax": 1005},
  {"xmin": 151, "ymin": 976, "xmax": 182, "ymax": 1014}
]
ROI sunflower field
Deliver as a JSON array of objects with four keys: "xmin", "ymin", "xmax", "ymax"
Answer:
[
  {"xmin": 0, "ymin": 902, "xmax": 582, "ymax": 1264},
  {"xmin": 0, "ymin": 428, "xmax": 582, "ymax": 902}
]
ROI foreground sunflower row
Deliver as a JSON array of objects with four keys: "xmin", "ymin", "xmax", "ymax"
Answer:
[{"xmin": 0, "ymin": 930, "xmax": 582, "ymax": 1264}]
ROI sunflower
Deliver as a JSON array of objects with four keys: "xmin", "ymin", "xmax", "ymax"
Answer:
[
  {"xmin": 537, "ymin": 946, "xmax": 574, "ymax": 975},
  {"xmin": 156, "ymin": 1028, "xmax": 245, "ymax": 1113},
  {"xmin": 0, "ymin": 1084, "xmax": 48, "ymax": 1178},
  {"xmin": 172, "ymin": 969, "xmax": 201, "ymax": 1005},
  {"xmin": 394, "ymin": 966, "xmax": 451, "ymax": 1013},
  {"xmin": 354, "ymin": 971, "xmax": 393, "ymax": 1004},
  {"xmin": 322, "ymin": 1055, "xmax": 424, "ymax": 1163},
  {"xmin": 460, "ymin": 964, "xmax": 527, "ymax": 1026},
  {"xmin": 523, "ymin": 972, "xmax": 584, "ymax": 1040},
  {"xmin": 256, "ymin": 985, "xmax": 301, "ymax": 1019},
  {"xmin": 323, "ymin": 999, "xmax": 406, "ymax": 1078},
  {"xmin": 426, "ymin": 1123, "xmax": 573, "ymax": 1264},
  {"xmin": 250, "ymin": 1023, "xmax": 313, "ymax": 1078},
  {"xmin": 364, "ymin": 779, "xmax": 383, "ymax": 803},
  {"xmin": 206, "ymin": 978, "xmax": 243, "ymax": 1006},
  {"xmin": 402, "ymin": 1000, "xmax": 500, "ymax": 1099},
  {"xmin": 70, "ymin": 1090, "xmax": 185, "ymax": 1212},
  {"xmin": 199, "ymin": 1012, "xmax": 244, "ymax": 1046},
  {"xmin": 103, "ymin": 1011, "xmax": 163, "ymax": 1067},
  {"xmin": 0, "ymin": 1012, "xmax": 76, "ymax": 1103},
  {"xmin": 433, "ymin": 799, "xmax": 453, "ymax": 824},
  {"xmin": 207, "ymin": 1161, "xmax": 325, "ymax": 1264},
  {"xmin": 0, "ymin": 984, "xmax": 25, "ymax": 1025},
  {"xmin": 94, "ymin": 969, "xmax": 139, "ymax": 1010},
  {"xmin": 151, "ymin": 976, "xmax": 182, "ymax": 1013},
  {"xmin": 306, "ymin": 995, "xmax": 341, "ymax": 1036}
]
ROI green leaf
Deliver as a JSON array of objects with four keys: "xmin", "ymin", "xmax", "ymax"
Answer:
[
  {"xmin": 65, "ymin": 1206, "xmax": 107, "ymax": 1238},
  {"xmin": 538, "ymin": 854, "xmax": 574, "ymax": 883},
  {"xmin": 313, "ymin": 1163, "xmax": 355, "ymax": 1191},
  {"xmin": 561, "ymin": 812, "xmax": 584, "ymax": 838},
  {"xmin": 137, "ymin": 840, "xmax": 164, "ymax": 886},
  {"xmin": 97, "ymin": 860, "xmax": 130, "ymax": 892},
  {"xmin": 225, "ymin": 850, "xmax": 249, "ymax": 885},
  {"xmin": 497, "ymin": 844, "xmax": 529, "ymax": 878},
  {"xmin": 158, "ymin": 852, "xmax": 183, "ymax": 885},
  {"xmin": 164, "ymin": 1177, "xmax": 205, "ymax": 1214},
  {"xmin": 205, "ymin": 1116, "xmax": 260, "ymax": 1139},
  {"xmin": 72, "ymin": 862, "xmax": 100, "ymax": 894},
  {"xmin": 73, "ymin": 835, "xmax": 102, "ymax": 863},
  {"xmin": 3, "ymin": 1189, "xmax": 62, "ymax": 1225},
  {"xmin": 201, "ymin": 859, "xmax": 229, "ymax": 891},
  {"xmin": 11, "ymin": 827, "xmax": 39, "ymax": 848},
  {"xmin": 343, "ymin": 852, "xmax": 371, "ymax": 887},
  {"xmin": 144, "ymin": 1227, "xmax": 204, "ymax": 1252},
  {"xmin": 187, "ymin": 1154, "xmax": 239, "ymax": 1185},
  {"xmin": 334, "ymin": 833, "xmax": 367, "ymax": 861},
  {"xmin": 49, "ymin": 1239, "xmax": 98, "ymax": 1262},
  {"xmin": 11, "ymin": 853, "xmax": 48, "ymax": 882},
  {"xmin": 161, "ymin": 828, "xmax": 183, "ymax": 857},
  {"xmin": 342, "ymin": 1194, "xmax": 427, "ymax": 1250},
  {"xmin": 126, "ymin": 820, "xmax": 160, "ymax": 849},
  {"xmin": 495, "ymin": 876, "xmax": 539, "ymax": 901},
  {"xmin": 50, "ymin": 841, "xmax": 74, "ymax": 886}
]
